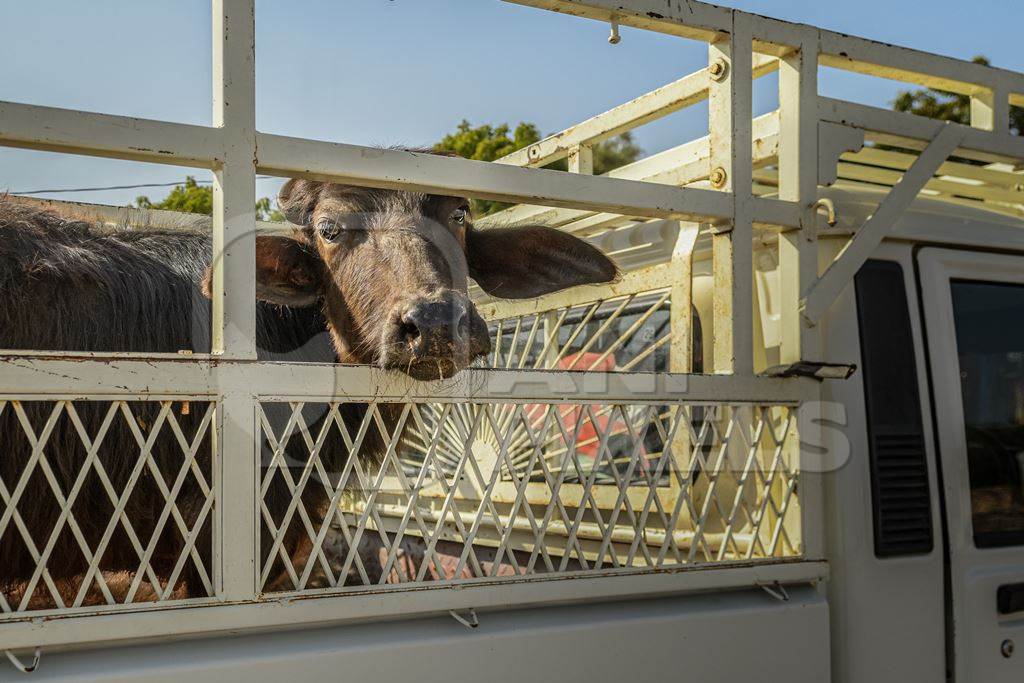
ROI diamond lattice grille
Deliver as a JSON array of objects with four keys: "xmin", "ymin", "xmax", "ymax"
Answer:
[
  {"xmin": 257, "ymin": 400, "xmax": 800, "ymax": 594},
  {"xmin": 0, "ymin": 399, "xmax": 216, "ymax": 616},
  {"xmin": 485, "ymin": 292, "xmax": 672, "ymax": 373}
]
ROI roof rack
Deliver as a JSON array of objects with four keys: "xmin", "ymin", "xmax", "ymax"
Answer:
[{"xmin": 493, "ymin": 0, "xmax": 1024, "ymax": 372}]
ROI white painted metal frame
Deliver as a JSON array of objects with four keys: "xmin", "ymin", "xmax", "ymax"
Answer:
[
  {"xmin": 0, "ymin": 398, "xmax": 218, "ymax": 613},
  {"xmin": 0, "ymin": 0, "xmax": 1021, "ymax": 652},
  {"xmin": 255, "ymin": 398, "xmax": 803, "ymax": 594}
]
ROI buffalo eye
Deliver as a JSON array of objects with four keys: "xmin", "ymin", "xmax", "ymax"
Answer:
[
  {"xmin": 316, "ymin": 217, "xmax": 346, "ymax": 242},
  {"xmin": 450, "ymin": 206, "xmax": 470, "ymax": 226}
]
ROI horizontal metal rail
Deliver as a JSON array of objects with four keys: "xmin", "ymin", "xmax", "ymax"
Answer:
[
  {"xmin": 256, "ymin": 133, "xmax": 736, "ymax": 223},
  {"xmin": 819, "ymin": 98, "xmax": 1024, "ymax": 164},
  {"xmin": 0, "ymin": 357, "xmax": 813, "ymax": 404},
  {"xmin": 0, "ymin": 100, "xmax": 222, "ymax": 168},
  {"xmin": 0, "ymin": 559, "xmax": 827, "ymax": 650},
  {"xmin": 6, "ymin": 195, "xmax": 286, "ymax": 234},
  {"xmin": 481, "ymin": 112, "xmax": 781, "ymax": 231},
  {"xmin": 817, "ymin": 31, "xmax": 1024, "ymax": 98},
  {"xmin": 505, "ymin": 0, "xmax": 732, "ymax": 42},
  {"xmin": 509, "ymin": 0, "xmax": 1024, "ymax": 102},
  {"xmin": 0, "ymin": 98, "xmax": 1017, "ymax": 237},
  {"xmin": 477, "ymin": 262, "xmax": 673, "ymax": 319},
  {"xmin": 497, "ymin": 55, "xmax": 780, "ymax": 168}
]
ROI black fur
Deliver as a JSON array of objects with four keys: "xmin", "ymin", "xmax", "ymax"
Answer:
[{"xmin": 0, "ymin": 200, "xmax": 368, "ymax": 602}]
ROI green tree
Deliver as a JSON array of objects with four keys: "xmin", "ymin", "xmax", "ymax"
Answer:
[
  {"xmin": 435, "ymin": 120, "xmax": 643, "ymax": 215},
  {"xmin": 255, "ymin": 196, "xmax": 285, "ymax": 222},
  {"xmin": 592, "ymin": 132, "xmax": 643, "ymax": 175},
  {"xmin": 436, "ymin": 121, "xmax": 543, "ymax": 162},
  {"xmin": 135, "ymin": 176, "xmax": 284, "ymax": 221},
  {"xmin": 892, "ymin": 56, "xmax": 1023, "ymax": 135},
  {"xmin": 136, "ymin": 176, "xmax": 212, "ymax": 215}
]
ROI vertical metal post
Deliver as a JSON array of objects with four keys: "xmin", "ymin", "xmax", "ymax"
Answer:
[
  {"xmin": 567, "ymin": 144, "xmax": 594, "ymax": 175},
  {"xmin": 776, "ymin": 26, "xmax": 823, "ymax": 560},
  {"xmin": 708, "ymin": 13, "xmax": 754, "ymax": 376},
  {"xmin": 668, "ymin": 224, "xmax": 700, "ymax": 374},
  {"xmin": 970, "ymin": 84, "xmax": 1010, "ymax": 133},
  {"xmin": 212, "ymin": 0, "xmax": 257, "ymax": 360},
  {"xmin": 212, "ymin": 0, "xmax": 258, "ymax": 602},
  {"xmin": 777, "ymin": 30, "xmax": 820, "ymax": 366},
  {"xmin": 669, "ymin": 223, "xmax": 700, "ymax": 515},
  {"xmin": 703, "ymin": 15, "xmax": 755, "ymax": 539},
  {"xmin": 542, "ymin": 312, "xmax": 560, "ymax": 368},
  {"xmin": 564, "ymin": 142, "xmax": 593, "ymax": 371}
]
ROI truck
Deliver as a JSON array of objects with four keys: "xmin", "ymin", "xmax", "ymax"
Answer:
[{"xmin": 1, "ymin": 1, "xmax": 1023, "ymax": 681}]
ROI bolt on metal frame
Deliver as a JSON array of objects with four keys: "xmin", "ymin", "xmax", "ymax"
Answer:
[{"xmin": 0, "ymin": 0, "xmax": 1020, "ymax": 652}]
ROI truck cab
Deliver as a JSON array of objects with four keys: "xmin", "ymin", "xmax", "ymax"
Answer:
[{"xmin": 813, "ymin": 186, "xmax": 1024, "ymax": 682}]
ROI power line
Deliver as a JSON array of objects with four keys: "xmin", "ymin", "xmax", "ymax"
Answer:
[
  {"xmin": 9, "ymin": 176, "xmax": 279, "ymax": 196},
  {"xmin": 10, "ymin": 180, "xmax": 212, "ymax": 195}
]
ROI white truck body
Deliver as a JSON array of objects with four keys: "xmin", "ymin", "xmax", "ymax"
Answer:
[{"xmin": 2, "ymin": 1, "xmax": 1024, "ymax": 681}]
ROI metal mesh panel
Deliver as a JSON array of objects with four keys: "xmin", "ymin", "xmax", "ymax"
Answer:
[
  {"xmin": 485, "ymin": 291, "xmax": 672, "ymax": 373},
  {"xmin": 257, "ymin": 400, "xmax": 800, "ymax": 595},
  {"xmin": 0, "ymin": 399, "xmax": 217, "ymax": 616}
]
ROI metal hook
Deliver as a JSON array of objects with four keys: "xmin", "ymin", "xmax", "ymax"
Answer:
[
  {"xmin": 5, "ymin": 648, "xmax": 41, "ymax": 674},
  {"xmin": 758, "ymin": 581, "xmax": 790, "ymax": 602},
  {"xmin": 608, "ymin": 16, "xmax": 621, "ymax": 45},
  {"xmin": 449, "ymin": 608, "xmax": 479, "ymax": 629},
  {"xmin": 813, "ymin": 197, "xmax": 837, "ymax": 227}
]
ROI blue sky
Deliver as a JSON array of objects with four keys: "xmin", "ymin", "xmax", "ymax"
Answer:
[{"xmin": 0, "ymin": 0, "xmax": 1021, "ymax": 207}]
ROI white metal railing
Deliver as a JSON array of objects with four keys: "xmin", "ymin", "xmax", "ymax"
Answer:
[
  {"xmin": 257, "ymin": 399, "xmax": 799, "ymax": 595},
  {"xmin": 0, "ymin": 0, "xmax": 1021, "ymax": 652},
  {"xmin": 0, "ymin": 399, "xmax": 217, "ymax": 615}
]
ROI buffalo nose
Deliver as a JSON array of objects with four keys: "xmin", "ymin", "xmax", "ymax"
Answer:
[{"xmin": 400, "ymin": 298, "xmax": 469, "ymax": 357}]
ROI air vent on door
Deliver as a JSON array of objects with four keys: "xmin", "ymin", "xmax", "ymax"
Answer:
[{"xmin": 855, "ymin": 260, "xmax": 934, "ymax": 557}]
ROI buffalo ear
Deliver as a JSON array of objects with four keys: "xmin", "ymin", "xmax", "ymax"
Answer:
[
  {"xmin": 467, "ymin": 225, "xmax": 618, "ymax": 299},
  {"xmin": 201, "ymin": 235, "xmax": 325, "ymax": 307},
  {"xmin": 278, "ymin": 178, "xmax": 324, "ymax": 226}
]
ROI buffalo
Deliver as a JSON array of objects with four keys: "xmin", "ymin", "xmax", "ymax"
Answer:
[{"xmin": 0, "ymin": 180, "xmax": 616, "ymax": 607}]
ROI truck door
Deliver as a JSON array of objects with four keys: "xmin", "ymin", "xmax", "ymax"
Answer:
[{"xmin": 918, "ymin": 248, "xmax": 1024, "ymax": 681}]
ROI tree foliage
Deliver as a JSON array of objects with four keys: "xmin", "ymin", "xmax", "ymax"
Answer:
[
  {"xmin": 892, "ymin": 56, "xmax": 1023, "ymax": 135},
  {"xmin": 435, "ymin": 121, "xmax": 543, "ymax": 163},
  {"xmin": 135, "ymin": 176, "xmax": 284, "ymax": 221},
  {"xmin": 255, "ymin": 197, "xmax": 284, "ymax": 222},
  {"xmin": 434, "ymin": 119, "xmax": 643, "ymax": 215},
  {"xmin": 591, "ymin": 132, "xmax": 643, "ymax": 175},
  {"xmin": 135, "ymin": 177, "xmax": 212, "ymax": 215}
]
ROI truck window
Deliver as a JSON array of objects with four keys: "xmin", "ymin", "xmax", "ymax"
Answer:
[
  {"xmin": 855, "ymin": 260, "xmax": 933, "ymax": 557},
  {"xmin": 951, "ymin": 280, "xmax": 1024, "ymax": 547}
]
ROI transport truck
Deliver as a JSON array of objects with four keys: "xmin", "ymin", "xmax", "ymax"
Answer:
[{"xmin": 1, "ymin": 1, "xmax": 1023, "ymax": 681}]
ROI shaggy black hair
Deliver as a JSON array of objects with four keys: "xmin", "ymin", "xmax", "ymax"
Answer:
[{"xmin": 0, "ymin": 200, "xmax": 367, "ymax": 604}]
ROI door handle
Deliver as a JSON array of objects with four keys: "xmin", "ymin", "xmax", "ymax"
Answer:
[{"xmin": 997, "ymin": 583, "xmax": 1024, "ymax": 615}]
